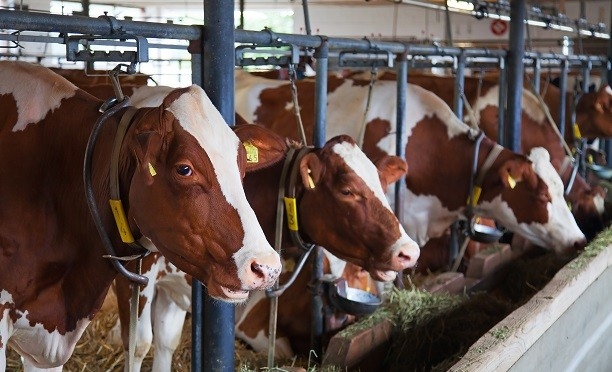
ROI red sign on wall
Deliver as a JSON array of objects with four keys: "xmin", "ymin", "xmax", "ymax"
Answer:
[{"xmin": 490, "ymin": 19, "xmax": 508, "ymax": 36}]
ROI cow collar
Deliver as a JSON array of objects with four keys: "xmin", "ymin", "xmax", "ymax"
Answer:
[
  {"xmin": 83, "ymin": 96, "xmax": 149, "ymax": 286},
  {"xmin": 465, "ymin": 131, "xmax": 505, "ymax": 241},
  {"xmin": 265, "ymin": 146, "xmax": 316, "ymax": 299},
  {"xmin": 283, "ymin": 146, "xmax": 317, "ymax": 252}
]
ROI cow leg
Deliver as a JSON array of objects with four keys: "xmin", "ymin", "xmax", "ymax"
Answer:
[
  {"xmin": 151, "ymin": 287, "xmax": 187, "ymax": 372},
  {"xmin": 22, "ymin": 358, "xmax": 63, "ymax": 372}
]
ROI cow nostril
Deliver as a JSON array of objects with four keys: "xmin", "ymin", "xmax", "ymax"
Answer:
[{"xmin": 250, "ymin": 262, "xmax": 266, "ymax": 280}]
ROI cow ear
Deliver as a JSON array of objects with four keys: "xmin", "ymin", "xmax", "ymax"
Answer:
[
  {"xmin": 375, "ymin": 155, "xmax": 408, "ymax": 188},
  {"xmin": 498, "ymin": 158, "xmax": 537, "ymax": 190},
  {"xmin": 299, "ymin": 153, "xmax": 322, "ymax": 191},
  {"xmin": 233, "ymin": 124, "xmax": 288, "ymax": 172}
]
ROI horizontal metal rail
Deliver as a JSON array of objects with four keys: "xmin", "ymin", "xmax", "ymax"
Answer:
[{"xmin": 0, "ymin": 9, "xmax": 201, "ymax": 40}]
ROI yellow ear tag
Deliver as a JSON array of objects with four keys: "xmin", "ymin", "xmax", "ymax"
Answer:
[
  {"xmin": 573, "ymin": 123, "xmax": 582, "ymax": 140},
  {"xmin": 243, "ymin": 142, "xmax": 259, "ymax": 163},
  {"xmin": 283, "ymin": 197, "xmax": 299, "ymax": 231},
  {"xmin": 307, "ymin": 169, "xmax": 315, "ymax": 189},
  {"xmin": 148, "ymin": 162, "xmax": 157, "ymax": 177},
  {"xmin": 588, "ymin": 154, "xmax": 594, "ymax": 164},
  {"xmin": 508, "ymin": 175, "xmax": 517, "ymax": 189},
  {"xmin": 109, "ymin": 199, "xmax": 136, "ymax": 243},
  {"xmin": 567, "ymin": 201, "xmax": 572, "ymax": 211},
  {"xmin": 467, "ymin": 186, "xmax": 482, "ymax": 207}
]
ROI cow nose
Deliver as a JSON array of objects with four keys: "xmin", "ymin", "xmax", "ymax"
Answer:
[
  {"xmin": 393, "ymin": 241, "xmax": 421, "ymax": 269},
  {"xmin": 243, "ymin": 252, "xmax": 282, "ymax": 290},
  {"xmin": 574, "ymin": 237, "xmax": 587, "ymax": 251}
]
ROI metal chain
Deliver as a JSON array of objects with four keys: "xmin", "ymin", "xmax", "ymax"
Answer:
[{"xmin": 288, "ymin": 64, "xmax": 308, "ymax": 145}]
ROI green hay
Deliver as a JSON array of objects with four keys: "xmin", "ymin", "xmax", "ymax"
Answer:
[{"xmin": 568, "ymin": 226, "xmax": 612, "ymax": 270}]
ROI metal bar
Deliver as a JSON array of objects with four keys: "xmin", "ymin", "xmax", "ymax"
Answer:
[
  {"xmin": 395, "ymin": 51, "xmax": 408, "ymax": 225},
  {"xmin": 453, "ymin": 52, "xmax": 466, "ymax": 121},
  {"xmin": 498, "ymin": 57, "xmax": 507, "ymax": 146},
  {"xmin": 302, "ymin": 0, "xmax": 312, "ymax": 36},
  {"xmin": 533, "ymin": 56, "xmax": 541, "ymax": 93},
  {"xmin": 0, "ymin": 33, "xmax": 188, "ymax": 50},
  {"xmin": 202, "ymin": 1, "xmax": 235, "ymax": 371},
  {"xmin": 189, "ymin": 43, "xmax": 204, "ymax": 372},
  {"xmin": 0, "ymin": 9, "xmax": 201, "ymax": 40},
  {"xmin": 309, "ymin": 38, "xmax": 328, "ymax": 362},
  {"xmin": 313, "ymin": 39, "xmax": 328, "ymax": 148},
  {"xmin": 504, "ymin": 0, "xmax": 526, "ymax": 153},
  {"xmin": 558, "ymin": 59, "xmax": 569, "ymax": 139}
]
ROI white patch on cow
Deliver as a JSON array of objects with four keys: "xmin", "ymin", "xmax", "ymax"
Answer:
[
  {"xmin": 235, "ymin": 70, "xmax": 287, "ymax": 123},
  {"xmin": 167, "ymin": 85, "xmax": 276, "ymax": 288},
  {"xmin": 472, "ymin": 85, "xmax": 546, "ymax": 126},
  {"xmin": 130, "ymin": 85, "xmax": 174, "ymax": 107},
  {"xmin": 606, "ymin": 85, "xmax": 612, "ymax": 96},
  {"xmin": 521, "ymin": 89, "xmax": 548, "ymax": 124},
  {"xmin": 322, "ymin": 248, "xmax": 347, "ymax": 278},
  {"xmin": 332, "ymin": 141, "xmax": 392, "ymax": 208},
  {"xmin": 399, "ymin": 190, "xmax": 458, "ymax": 246},
  {"xmin": 0, "ymin": 61, "xmax": 77, "ymax": 132},
  {"xmin": 331, "ymin": 140, "xmax": 419, "ymax": 255},
  {"xmin": 9, "ymin": 310, "xmax": 90, "ymax": 367},
  {"xmin": 156, "ymin": 257, "xmax": 191, "ymax": 311}
]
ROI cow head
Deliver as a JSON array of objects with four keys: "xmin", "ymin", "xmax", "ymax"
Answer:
[
  {"xmin": 234, "ymin": 125, "xmax": 419, "ymax": 282},
  {"xmin": 575, "ymin": 85, "xmax": 612, "ymax": 138},
  {"xmin": 296, "ymin": 135, "xmax": 420, "ymax": 281},
  {"xmin": 482, "ymin": 147, "xmax": 586, "ymax": 253},
  {"xmin": 125, "ymin": 85, "xmax": 281, "ymax": 303}
]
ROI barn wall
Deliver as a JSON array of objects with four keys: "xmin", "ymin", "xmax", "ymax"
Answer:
[{"xmin": 290, "ymin": 1, "xmax": 611, "ymax": 53}]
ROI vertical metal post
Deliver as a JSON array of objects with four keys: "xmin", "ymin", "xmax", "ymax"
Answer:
[
  {"xmin": 189, "ymin": 45, "xmax": 205, "ymax": 372},
  {"xmin": 581, "ymin": 61, "xmax": 591, "ymax": 93},
  {"xmin": 532, "ymin": 56, "xmax": 541, "ymax": 93},
  {"xmin": 444, "ymin": 1, "xmax": 453, "ymax": 47},
  {"xmin": 302, "ymin": 0, "xmax": 312, "ymax": 36},
  {"xmin": 558, "ymin": 59, "xmax": 569, "ymax": 139},
  {"xmin": 202, "ymin": 1, "xmax": 235, "ymax": 371},
  {"xmin": 498, "ymin": 57, "xmax": 507, "ymax": 146},
  {"xmin": 449, "ymin": 51, "xmax": 465, "ymax": 268},
  {"xmin": 393, "ymin": 50, "xmax": 408, "ymax": 290},
  {"xmin": 453, "ymin": 52, "xmax": 465, "ymax": 121},
  {"xmin": 310, "ymin": 38, "xmax": 328, "ymax": 362},
  {"xmin": 504, "ymin": 0, "xmax": 526, "ymax": 152},
  {"xmin": 313, "ymin": 39, "xmax": 328, "ymax": 148},
  {"xmin": 395, "ymin": 51, "xmax": 408, "ymax": 225}
]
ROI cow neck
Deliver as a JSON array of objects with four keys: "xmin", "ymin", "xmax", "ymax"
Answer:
[
  {"xmin": 283, "ymin": 146, "xmax": 317, "ymax": 251},
  {"xmin": 466, "ymin": 131, "xmax": 503, "ymax": 218},
  {"xmin": 83, "ymin": 96, "xmax": 149, "ymax": 286}
]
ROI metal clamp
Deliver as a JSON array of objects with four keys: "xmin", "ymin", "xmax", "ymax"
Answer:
[
  {"xmin": 235, "ymin": 43, "xmax": 300, "ymax": 67},
  {"xmin": 337, "ymin": 49, "xmax": 393, "ymax": 69},
  {"xmin": 65, "ymin": 29, "xmax": 149, "ymax": 64}
]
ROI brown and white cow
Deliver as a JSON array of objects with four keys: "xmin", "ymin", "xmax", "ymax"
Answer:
[
  {"xmin": 341, "ymin": 71, "xmax": 609, "ymax": 241},
  {"xmin": 110, "ymin": 121, "xmax": 419, "ymax": 370},
  {"xmin": 235, "ymin": 70, "xmax": 587, "ymax": 252},
  {"xmin": 0, "ymin": 61, "xmax": 282, "ymax": 371}
]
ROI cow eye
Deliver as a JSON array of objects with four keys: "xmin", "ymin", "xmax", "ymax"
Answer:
[
  {"xmin": 176, "ymin": 165, "xmax": 193, "ymax": 176},
  {"xmin": 340, "ymin": 188, "xmax": 352, "ymax": 196}
]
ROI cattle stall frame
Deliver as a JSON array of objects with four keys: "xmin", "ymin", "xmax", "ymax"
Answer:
[{"xmin": 0, "ymin": 6, "xmax": 611, "ymax": 370}]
